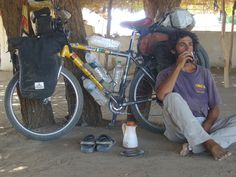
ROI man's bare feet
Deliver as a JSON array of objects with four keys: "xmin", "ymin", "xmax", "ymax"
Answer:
[
  {"xmin": 204, "ymin": 139, "xmax": 232, "ymax": 161},
  {"xmin": 180, "ymin": 143, "xmax": 192, "ymax": 156}
]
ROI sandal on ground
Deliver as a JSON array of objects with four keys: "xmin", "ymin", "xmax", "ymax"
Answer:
[
  {"xmin": 80, "ymin": 134, "xmax": 96, "ymax": 153},
  {"xmin": 96, "ymin": 134, "xmax": 116, "ymax": 152}
]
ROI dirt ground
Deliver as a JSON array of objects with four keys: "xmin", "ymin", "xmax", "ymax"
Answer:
[{"xmin": 1, "ymin": 68, "xmax": 236, "ymax": 177}]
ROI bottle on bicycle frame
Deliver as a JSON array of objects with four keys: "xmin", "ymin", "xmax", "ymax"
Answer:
[
  {"xmin": 112, "ymin": 61, "xmax": 124, "ymax": 92},
  {"xmin": 85, "ymin": 52, "xmax": 112, "ymax": 84},
  {"xmin": 82, "ymin": 77, "xmax": 108, "ymax": 106}
]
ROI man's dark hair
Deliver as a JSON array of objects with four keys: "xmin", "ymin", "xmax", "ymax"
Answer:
[{"xmin": 168, "ymin": 30, "xmax": 199, "ymax": 51}]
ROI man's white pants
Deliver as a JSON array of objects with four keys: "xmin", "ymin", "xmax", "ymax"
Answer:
[{"xmin": 163, "ymin": 93, "xmax": 236, "ymax": 153}]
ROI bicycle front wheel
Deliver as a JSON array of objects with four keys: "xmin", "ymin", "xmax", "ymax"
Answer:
[
  {"xmin": 4, "ymin": 67, "xmax": 84, "ymax": 140},
  {"xmin": 129, "ymin": 66, "xmax": 165, "ymax": 133}
]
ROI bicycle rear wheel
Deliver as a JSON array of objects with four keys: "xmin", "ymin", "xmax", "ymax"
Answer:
[
  {"xmin": 4, "ymin": 67, "xmax": 84, "ymax": 140},
  {"xmin": 129, "ymin": 65, "xmax": 165, "ymax": 133},
  {"xmin": 196, "ymin": 44, "xmax": 210, "ymax": 69}
]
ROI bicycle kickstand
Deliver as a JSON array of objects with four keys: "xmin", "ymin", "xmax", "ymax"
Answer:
[{"xmin": 108, "ymin": 113, "xmax": 118, "ymax": 128}]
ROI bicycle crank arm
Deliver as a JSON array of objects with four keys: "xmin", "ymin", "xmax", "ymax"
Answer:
[{"xmin": 122, "ymin": 97, "xmax": 157, "ymax": 107}]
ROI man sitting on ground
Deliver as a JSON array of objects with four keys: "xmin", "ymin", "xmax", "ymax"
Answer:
[{"xmin": 156, "ymin": 30, "xmax": 236, "ymax": 161}]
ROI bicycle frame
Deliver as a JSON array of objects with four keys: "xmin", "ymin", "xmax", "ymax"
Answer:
[{"xmin": 60, "ymin": 30, "xmax": 156, "ymax": 117}]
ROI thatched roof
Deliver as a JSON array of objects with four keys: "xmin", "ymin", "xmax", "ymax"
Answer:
[
  {"xmin": 80, "ymin": 0, "xmax": 143, "ymax": 13},
  {"xmin": 80, "ymin": 0, "xmax": 235, "ymax": 15}
]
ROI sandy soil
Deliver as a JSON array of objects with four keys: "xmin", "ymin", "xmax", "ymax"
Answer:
[{"xmin": 1, "ymin": 68, "xmax": 236, "ymax": 177}]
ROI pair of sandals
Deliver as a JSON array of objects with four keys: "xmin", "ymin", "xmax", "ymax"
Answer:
[{"xmin": 80, "ymin": 134, "xmax": 116, "ymax": 153}]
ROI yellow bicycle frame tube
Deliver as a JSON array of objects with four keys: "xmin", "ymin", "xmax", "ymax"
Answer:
[
  {"xmin": 60, "ymin": 45, "xmax": 104, "ymax": 90},
  {"xmin": 70, "ymin": 43, "xmax": 111, "ymax": 54}
]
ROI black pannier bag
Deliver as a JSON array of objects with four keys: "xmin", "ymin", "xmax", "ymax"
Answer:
[{"xmin": 9, "ymin": 32, "xmax": 67, "ymax": 99}]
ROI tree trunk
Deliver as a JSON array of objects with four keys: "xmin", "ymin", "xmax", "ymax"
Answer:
[
  {"xmin": 220, "ymin": 0, "xmax": 230, "ymax": 88},
  {"xmin": 229, "ymin": 2, "xmax": 235, "ymax": 67},
  {"xmin": 104, "ymin": 0, "xmax": 113, "ymax": 69},
  {"xmin": 106, "ymin": 0, "xmax": 112, "ymax": 37},
  {"xmin": 0, "ymin": 0, "xmax": 55, "ymax": 128},
  {"xmin": 0, "ymin": 0, "xmax": 22, "ymax": 38},
  {"xmin": 143, "ymin": 0, "xmax": 181, "ymax": 21},
  {"xmin": 0, "ymin": 0, "xmax": 22, "ymax": 74},
  {"xmin": 56, "ymin": 0, "xmax": 106, "ymax": 126}
]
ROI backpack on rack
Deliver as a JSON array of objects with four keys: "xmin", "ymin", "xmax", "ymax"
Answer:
[
  {"xmin": 137, "ymin": 8, "xmax": 209, "ymax": 70},
  {"xmin": 31, "ymin": 7, "xmax": 53, "ymax": 36}
]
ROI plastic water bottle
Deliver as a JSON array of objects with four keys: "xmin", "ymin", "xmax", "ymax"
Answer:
[
  {"xmin": 112, "ymin": 61, "xmax": 124, "ymax": 92},
  {"xmin": 85, "ymin": 52, "xmax": 112, "ymax": 84},
  {"xmin": 83, "ymin": 78, "xmax": 108, "ymax": 106},
  {"xmin": 87, "ymin": 35, "xmax": 120, "ymax": 50}
]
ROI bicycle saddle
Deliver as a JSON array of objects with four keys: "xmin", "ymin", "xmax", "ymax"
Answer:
[{"xmin": 120, "ymin": 17, "xmax": 153, "ymax": 29}]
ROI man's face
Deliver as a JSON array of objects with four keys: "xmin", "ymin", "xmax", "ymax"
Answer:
[{"xmin": 175, "ymin": 36, "xmax": 193, "ymax": 55}]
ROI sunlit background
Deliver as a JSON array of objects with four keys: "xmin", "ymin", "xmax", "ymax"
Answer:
[{"xmin": 82, "ymin": 8, "xmax": 234, "ymax": 36}]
